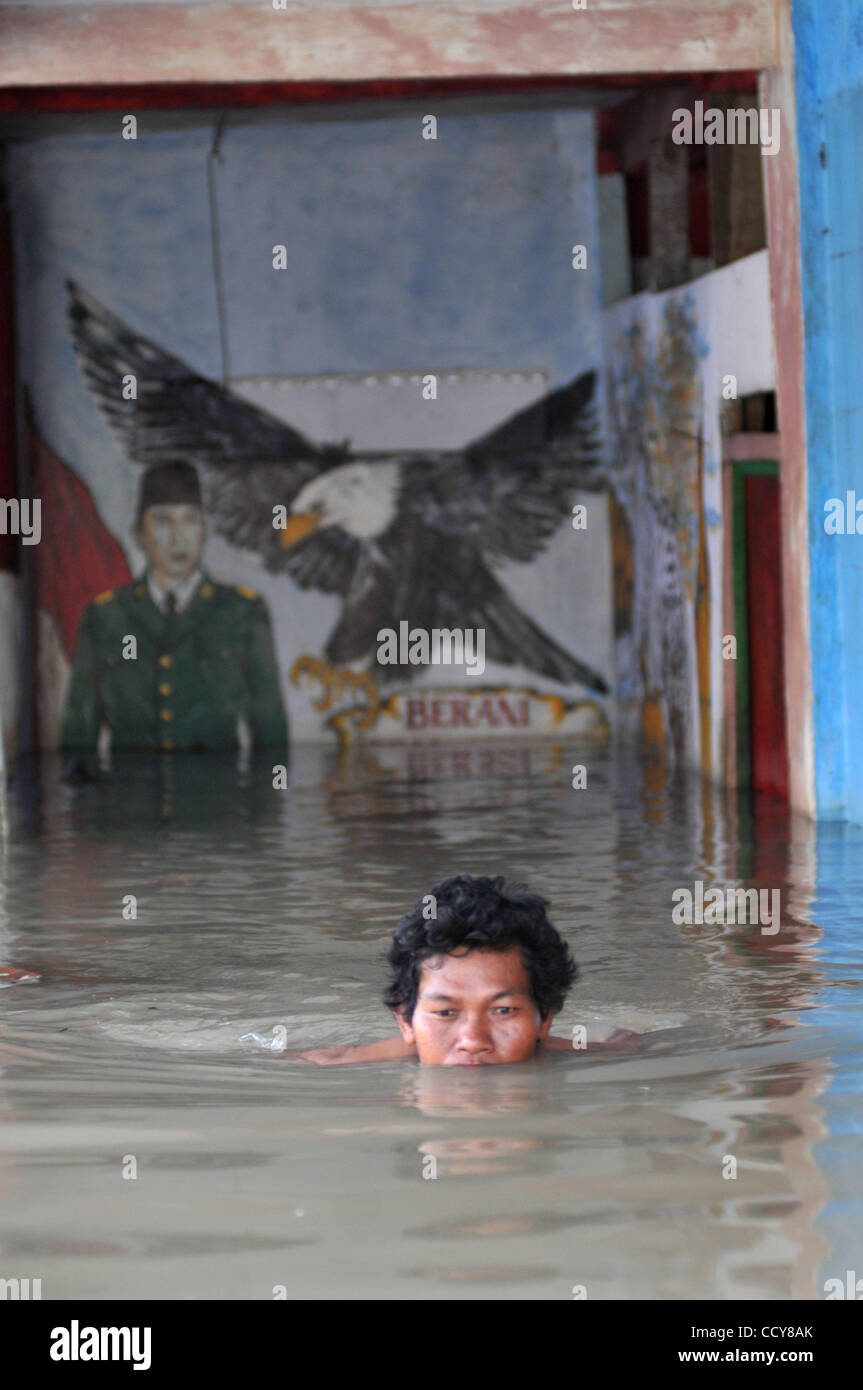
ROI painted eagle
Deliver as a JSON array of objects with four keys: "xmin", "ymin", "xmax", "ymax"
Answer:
[{"xmin": 66, "ymin": 279, "xmax": 608, "ymax": 691}]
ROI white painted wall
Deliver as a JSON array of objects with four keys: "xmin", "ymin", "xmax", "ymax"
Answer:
[{"xmin": 603, "ymin": 249, "xmax": 775, "ymax": 771}]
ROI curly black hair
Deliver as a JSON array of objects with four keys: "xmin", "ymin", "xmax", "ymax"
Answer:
[{"xmin": 383, "ymin": 873, "xmax": 578, "ymax": 1022}]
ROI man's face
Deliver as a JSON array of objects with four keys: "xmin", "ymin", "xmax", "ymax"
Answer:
[
  {"xmin": 395, "ymin": 944, "xmax": 553, "ymax": 1066},
  {"xmin": 138, "ymin": 504, "xmax": 205, "ymax": 585}
]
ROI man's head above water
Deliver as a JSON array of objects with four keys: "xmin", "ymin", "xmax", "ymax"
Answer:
[
  {"xmin": 296, "ymin": 874, "xmax": 641, "ymax": 1066},
  {"xmin": 384, "ymin": 874, "xmax": 578, "ymax": 1066}
]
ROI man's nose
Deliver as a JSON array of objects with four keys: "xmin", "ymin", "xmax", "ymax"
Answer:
[{"xmin": 456, "ymin": 1015, "xmax": 492, "ymax": 1052}]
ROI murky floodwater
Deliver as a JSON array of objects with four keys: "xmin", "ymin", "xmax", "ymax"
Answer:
[{"xmin": 1, "ymin": 738, "xmax": 861, "ymax": 1300}]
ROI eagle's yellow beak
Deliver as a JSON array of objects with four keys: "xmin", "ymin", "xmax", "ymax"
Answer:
[{"xmin": 281, "ymin": 511, "xmax": 321, "ymax": 548}]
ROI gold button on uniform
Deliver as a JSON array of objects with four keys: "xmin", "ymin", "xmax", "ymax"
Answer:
[
  {"xmin": 160, "ymin": 709, "xmax": 173, "ymax": 722},
  {"xmin": 159, "ymin": 683, "xmax": 172, "ymax": 696},
  {"xmin": 162, "ymin": 739, "xmax": 175, "ymax": 751},
  {"xmin": 159, "ymin": 654, "xmax": 173, "ymax": 668}
]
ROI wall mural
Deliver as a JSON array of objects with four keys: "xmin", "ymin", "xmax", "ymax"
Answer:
[
  {"xmin": 606, "ymin": 294, "xmax": 710, "ymax": 774},
  {"xmin": 9, "ymin": 105, "xmax": 606, "ymax": 753},
  {"xmin": 46, "ymin": 280, "xmax": 609, "ymax": 753}
]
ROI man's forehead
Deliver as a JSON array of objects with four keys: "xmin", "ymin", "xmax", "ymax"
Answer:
[{"xmin": 419, "ymin": 945, "xmax": 530, "ymax": 992}]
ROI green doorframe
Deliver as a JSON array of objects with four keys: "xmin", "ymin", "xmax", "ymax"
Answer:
[{"xmin": 731, "ymin": 457, "xmax": 780, "ymax": 790}]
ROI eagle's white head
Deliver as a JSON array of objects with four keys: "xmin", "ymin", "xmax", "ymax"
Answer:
[{"xmin": 282, "ymin": 460, "xmax": 401, "ymax": 547}]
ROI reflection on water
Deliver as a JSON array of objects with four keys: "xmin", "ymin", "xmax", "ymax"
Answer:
[{"xmin": 0, "ymin": 740, "xmax": 861, "ymax": 1299}]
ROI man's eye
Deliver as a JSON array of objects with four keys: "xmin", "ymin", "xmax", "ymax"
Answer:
[
  {"xmin": 494, "ymin": 1007, "xmax": 517, "ymax": 1015},
  {"xmin": 433, "ymin": 1010, "xmax": 455, "ymax": 1018}
]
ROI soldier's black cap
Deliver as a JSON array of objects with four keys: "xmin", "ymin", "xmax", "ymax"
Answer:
[{"xmin": 136, "ymin": 461, "xmax": 203, "ymax": 523}]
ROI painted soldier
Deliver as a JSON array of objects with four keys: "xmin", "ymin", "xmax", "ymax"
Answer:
[{"xmin": 60, "ymin": 461, "xmax": 288, "ymax": 753}]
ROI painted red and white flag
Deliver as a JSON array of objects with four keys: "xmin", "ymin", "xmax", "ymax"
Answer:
[{"xmin": 29, "ymin": 416, "xmax": 132, "ymax": 746}]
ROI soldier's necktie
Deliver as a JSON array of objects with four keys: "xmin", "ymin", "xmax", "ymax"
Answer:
[{"xmin": 163, "ymin": 591, "xmax": 177, "ymax": 618}]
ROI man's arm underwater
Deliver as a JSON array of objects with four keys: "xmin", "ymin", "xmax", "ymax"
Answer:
[
  {"xmin": 292, "ymin": 1029, "xmax": 644, "ymax": 1065},
  {"xmin": 297, "ymin": 1037, "xmax": 418, "ymax": 1066},
  {"xmin": 541, "ymin": 1029, "xmax": 644, "ymax": 1053}
]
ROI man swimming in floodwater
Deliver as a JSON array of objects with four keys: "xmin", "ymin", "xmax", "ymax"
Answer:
[{"xmin": 300, "ymin": 874, "xmax": 642, "ymax": 1066}]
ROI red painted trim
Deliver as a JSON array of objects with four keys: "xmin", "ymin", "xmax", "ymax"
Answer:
[
  {"xmin": 0, "ymin": 199, "xmax": 19, "ymax": 573},
  {"xmin": 722, "ymin": 457, "xmax": 737, "ymax": 788},
  {"xmin": 722, "ymin": 433, "xmax": 781, "ymax": 463},
  {"xmin": 745, "ymin": 473, "xmax": 789, "ymax": 799},
  {"xmin": 0, "ymin": 71, "xmax": 761, "ymax": 115}
]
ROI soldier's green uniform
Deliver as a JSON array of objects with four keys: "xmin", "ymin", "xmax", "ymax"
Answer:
[{"xmin": 60, "ymin": 576, "xmax": 288, "ymax": 752}]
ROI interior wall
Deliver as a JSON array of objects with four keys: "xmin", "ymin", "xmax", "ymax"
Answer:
[
  {"xmin": 7, "ymin": 101, "xmax": 612, "ymax": 749},
  {"xmin": 603, "ymin": 251, "xmax": 775, "ymax": 777}
]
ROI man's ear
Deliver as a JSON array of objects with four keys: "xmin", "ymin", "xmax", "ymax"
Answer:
[
  {"xmin": 537, "ymin": 1009, "xmax": 555, "ymax": 1044},
  {"xmin": 393, "ymin": 1008, "xmax": 416, "ymax": 1044}
]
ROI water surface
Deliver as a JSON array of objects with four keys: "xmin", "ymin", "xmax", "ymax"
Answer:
[{"xmin": 1, "ymin": 740, "xmax": 861, "ymax": 1300}]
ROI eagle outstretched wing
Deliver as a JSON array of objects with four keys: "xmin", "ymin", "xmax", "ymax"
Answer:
[
  {"xmin": 437, "ymin": 369, "xmax": 603, "ymax": 564},
  {"xmin": 65, "ymin": 279, "xmax": 358, "ymax": 591}
]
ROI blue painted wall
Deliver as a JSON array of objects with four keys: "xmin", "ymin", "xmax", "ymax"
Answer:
[
  {"xmin": 793, "ymin": 0, "xmax": 863, "ymax": 823},
  {"xmin": 793, "ymin": 1, "xmax": 863, "ymax": 1294}
]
